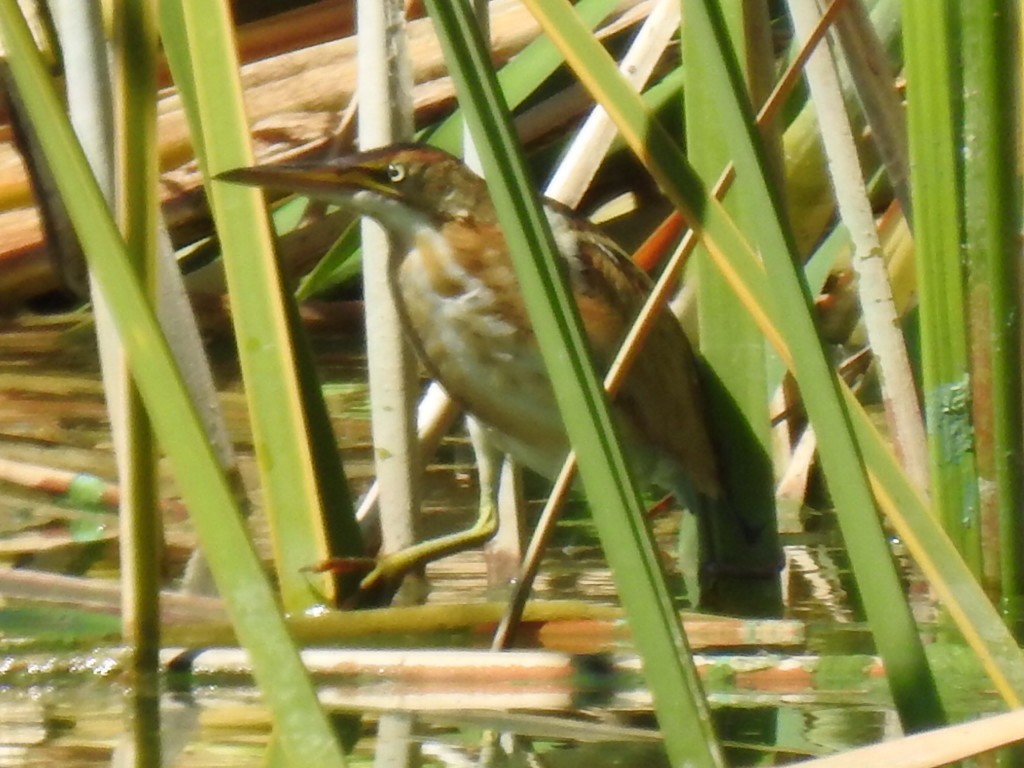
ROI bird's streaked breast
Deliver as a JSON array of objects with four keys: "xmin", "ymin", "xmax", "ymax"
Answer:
[{"xmin": 394, "ymin": 223, "xmax": 567, "ymax": 471}]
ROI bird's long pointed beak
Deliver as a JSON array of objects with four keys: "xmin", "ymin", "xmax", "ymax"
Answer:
[{"xmin": 217, "ymin": 163, "xmax": 392, "ymax": 201}]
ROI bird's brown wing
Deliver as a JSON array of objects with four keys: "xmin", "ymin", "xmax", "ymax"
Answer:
[{"xmin": 566, "ymin": 216, "xmax": 723, "ymax": 500}]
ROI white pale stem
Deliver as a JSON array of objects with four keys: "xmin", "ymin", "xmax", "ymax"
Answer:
[
  {"xmin": 356, "ymin": 382, "xmax": 461, "ymax": 553},
  {"xmin": 544, "ymin": 0, "xmax": 679, "ymax": 207},
  {"xmin": 825, "ymin": 0, "xmax": 912, "ymax": 224},
  {"xmin": 358, "ymin": 0, "xmax": 421, "ymax": 562},
  {"xmin": 786, "ymin": 0, "xmax": 929, "ymax": 492}
]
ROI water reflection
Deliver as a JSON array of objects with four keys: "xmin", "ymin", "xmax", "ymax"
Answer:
[
  {"xmin": 0, "ymin": 640, "xmax": 948, "ymax": 768},
  {"xmin": 0, "ymin": 315, "xmax": 1004, "ymax": 766}
]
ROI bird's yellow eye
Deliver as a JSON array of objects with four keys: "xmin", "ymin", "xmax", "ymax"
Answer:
[{"xmin": 386, "ymin": 162, "xmax": 407, "ymax": 182}]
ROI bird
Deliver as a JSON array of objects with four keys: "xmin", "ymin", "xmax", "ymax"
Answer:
[{"xmin": 220, "ymin": 143, "xmax": 722, "ymax": 592}]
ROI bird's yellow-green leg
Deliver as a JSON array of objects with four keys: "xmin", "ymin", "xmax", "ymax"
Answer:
[{"xmin": 360, "ymin": 417, "xmax": 502, "ymax": 591}]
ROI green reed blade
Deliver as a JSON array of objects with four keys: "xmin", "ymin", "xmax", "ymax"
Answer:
[
  {"xmin": 425, "ymin": 1, "xmax": 724, "ymax": 765},
  {"xmin": 0, "ymin": 2, "xmax": 347, "ymax": 763},
  {"xmin": 160, "ymin": 0, "xmax": 363, "ymax": 608}
]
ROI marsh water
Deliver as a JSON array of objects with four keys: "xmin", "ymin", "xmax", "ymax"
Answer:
[{"xmin": 0, "ymin": 311, "xmax": 1003, "ymax": 766}]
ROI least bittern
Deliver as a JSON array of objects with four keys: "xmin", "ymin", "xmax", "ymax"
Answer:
[{"xmin": 221, "ymin": 144, "xmax": 722, "ymax": 590}]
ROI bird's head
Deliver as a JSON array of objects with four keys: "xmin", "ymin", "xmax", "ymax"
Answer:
[{"xmin": 219, "ymin": 143, "xmax": 495, "ymax": 235}]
